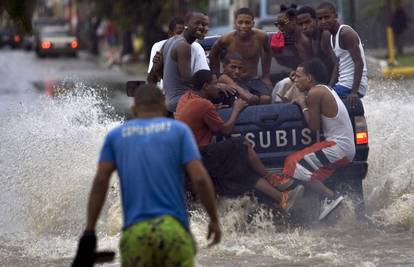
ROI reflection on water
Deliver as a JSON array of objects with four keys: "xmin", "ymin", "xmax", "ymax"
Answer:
[{"xmin": 0, "ymin": 78, "xmax": 414, "ymax": 266}]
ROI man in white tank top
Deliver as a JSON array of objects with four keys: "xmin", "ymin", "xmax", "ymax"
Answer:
[
  {"xmin": 316, "ymin": 2, "xmax": 368, "ymax": 109},
  {"xmin": 268, "ymin": 58, "xmax": 355, "ymax": 220}
]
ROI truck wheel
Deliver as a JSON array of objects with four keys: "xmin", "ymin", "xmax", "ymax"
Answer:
[{"xmin": 333, "ymin": 178, "xmax": 365, "ymax": 220}]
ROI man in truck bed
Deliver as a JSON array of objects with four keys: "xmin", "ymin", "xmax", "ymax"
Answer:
[
  {"xmin": 176, "ymin": 70, "xmax": 304, "ymax": 212},
  {"xmin": 271, "ymin": 58, "xmax": 356, "ymax": 220}
]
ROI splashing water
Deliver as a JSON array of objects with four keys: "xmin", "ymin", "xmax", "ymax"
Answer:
[{"xmin": 1, "ymin": 78, "xmax": 414, "ymax": 266}]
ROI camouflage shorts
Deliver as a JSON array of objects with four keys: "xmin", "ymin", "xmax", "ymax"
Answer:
[{"xmin": 120, "ymin": 215, "xmax": 196, "ymax": 267}]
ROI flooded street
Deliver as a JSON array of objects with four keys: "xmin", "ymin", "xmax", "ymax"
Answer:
[{"xmin": 1, "ymin": 49, "xmax": 413, "ymax": 266}]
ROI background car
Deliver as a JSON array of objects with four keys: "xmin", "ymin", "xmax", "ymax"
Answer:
[
  {"xmin": 0, "ymin": 26, "xmax": 23, "ymax": 49},
  {"xmin": 35, "ymin": 26, "xmax": 78, "ymax": 57}
]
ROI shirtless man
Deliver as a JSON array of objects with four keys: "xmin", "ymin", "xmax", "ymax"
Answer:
[
  {"xmin": 316, "ymin": 2, "xmax": 368, "ymax": 108},
  {"xmin": 218, "ymin": 52, "xmax": 271, "ymax": 105},
  {"xmin": 278, "ymin": 58, "xmax": 356, "ymax": 220},
  {"xmin": 272, "ymin": 5, "xmax": 312, "ymax": 69},
  {"xmin": 209, "ymin": 7, "xmax": 273, "ymax": 93},
  {"xmin": 271, "ymin": 5, "xmax": 312, "ymax": 103},
  {"xmin": 296, "ymin": 6, "xmax": 335, "ymax": 77}
]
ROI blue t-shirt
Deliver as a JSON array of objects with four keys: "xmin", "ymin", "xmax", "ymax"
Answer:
[{"xmin": 99, "ymin": 117, "xmax": 200, "ymax": 229}]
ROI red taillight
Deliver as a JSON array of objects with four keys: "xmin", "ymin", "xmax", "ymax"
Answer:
[
  {"xmin": 14, "ymin": 34, "xmax": 21, "ymax": 43},
  {"xmin": 41, "ymin": 41, "xmax": 51, "ymax": 49},
  {"xmin": 356, "ymin": 131, "xmax": 368, "ymax": 145},
  {"xmin": 71, "ymin": 40, "xmax": 78, "ymax": 49}
]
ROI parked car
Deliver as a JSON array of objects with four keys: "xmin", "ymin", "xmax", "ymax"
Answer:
[
  {"xmin": 35, "ymin": 26, "xmax": 78, "ymax": 57},
  {"xmin": 0, "ymin": 26, "xmax": 23, "ymax": 48}
]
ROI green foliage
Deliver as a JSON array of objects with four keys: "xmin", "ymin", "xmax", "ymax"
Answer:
[{"xmin": 397, "ymin": 53, "xmax": 414, "ymax": 67}]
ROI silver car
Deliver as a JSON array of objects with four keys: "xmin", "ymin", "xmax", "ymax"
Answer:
[{"xmin": 36, "ymin": 26, "xmax": 78, "ymax": 57}]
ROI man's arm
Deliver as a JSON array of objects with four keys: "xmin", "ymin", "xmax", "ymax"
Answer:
[
  {"xmin": 85, "ymin": 162, "xmax": 115, "ymax": 231},
  {"xmin": 147, "ymin": 55, "xmax": 163, "ymax": 84},
  {"xmin": 321, "ymin": 31, "xmax": 338, "ymax": 87},
  {"xmin": 260, "ymin": 32, "xmax": 272, "ymax": 87},
  {"xmin": 209, "ymin": 37, "xmax": 225, "ymax": 76},
  {"xmin": 342, "ymin": 28, "xmax": 363, "ymax": 107},
  {"xmin": 294, "ymin": 87, "xmax": 322, "ymax": 131},
  {"xmin": 186, "ymin": 159, "xmax": 221, "ymax": 246},
  {"xmin": 219, "ymin": 98, "xmax": 248, "ymax": 135},
  {"xmin": 175, "ymin": 41, "xmax": 193, "ymax": 82},
  {"xmin": 218, "ymin": 74, "xmax": 260, "ymax": 105}
]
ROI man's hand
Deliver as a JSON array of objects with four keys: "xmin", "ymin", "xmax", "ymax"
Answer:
[
  {"xmin": 207, "ymin": 220, "xmax": 221, "ymax": 247},
  {"xmin": 217, "ymin": 83, "xmax": 236, "ymax": 96},
  {"xmin": 153, "ymin": 51, "xmax": 162, "ymax": 64},
  {"xmin": 233, "ymin": 98, "xmax": 248, "ymax": 112},
  {"xmin": 293, "ymin": 93, "xmax": 307, "ymax": 109},
  {"xmin": 289, "ymin": 70, "xmax": 296, "ymax": 82},
  {"xmin": 347, "ymin": 92, "xmax": 358, "ymax": 108},
  {"xmin": 72, "ymin": 230, "xmax": 97, "ymax": 267},
  {"xmin": 261, "ymin": 77, "xmax": 273, "ymax": 89}
]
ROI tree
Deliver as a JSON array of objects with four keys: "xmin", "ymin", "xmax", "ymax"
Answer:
[
  {"xmin": 86, "ymin": 0, "xmax": 208, "ymax": 60},
  {"xmin": 0, "ymin": 0, "xmax": 36, "ymax": 32}
]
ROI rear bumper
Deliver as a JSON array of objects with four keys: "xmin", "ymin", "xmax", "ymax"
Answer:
[
  {"xmin": 331, "ymin": 161, "xmax": 368, "ymax": 181},
  {"xmin": 38, "ymin": 47, "xmax": 77, "ymax": 54}
]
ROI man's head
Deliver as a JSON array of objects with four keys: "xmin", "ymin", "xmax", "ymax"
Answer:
[
  {"xmin": 185, "ymin": 12, "xmax": 209, "ymax": 40},
  {"xmin": 295, "ymin": 58, "xmax": 329, "ymax": 92},
  {"xmin": 193, "ymin": 70, "xmax": 219, "ymax": 100},
  {"xmin": 222, "ymin": 52, "xmax": 243, "ymax": 79},
  {"xmin": 296, "ymin": 6, "xmax": 318, "ymax": 37},
  {"xmin": 132, "ymin": 84, "xmax": 166, "ymax": 117},
  {"xmin": 168, "ymin": 17, "xmax": 185, "ymax": 37},
  {"xmin": 316, "ymin": 2, "xmax": 338, "ymax": 32},
  {"xmin": 275, "ymin": 4, "xmax": 297, "ymax": 34},
  {"xmin": 234, "ymin": 7, "xmax": 255, "ymax": 38}
]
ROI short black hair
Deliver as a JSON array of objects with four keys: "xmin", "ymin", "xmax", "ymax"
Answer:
[
  {"xmin": 317, "ymin": 2, "xmax": 337, "ymax": 15},
  {"xmin": 299, "ymin": 58, "xmax": 329, "ymax": 84},
  {"xmin": 193, "ymin": 70, "xmax": 214, "ymax": 91},
  {"xmin": 280, "ymin": 4, "xmax": 297, "ymax": 19},
  {"xmin": 296, "ymin": 6, "xmax": 316, "ymax": 19},
  {"xmin": 185, "ymin": 11, "xmax": 207, "ymax": 23},
  {"xmin": 222, "ymin": 52, "xmax": 243, "ymax": 65},
  {"xmin": 134, "ymin": 84, "xmax": 164, "ymax": 106},
  {"xmin": 234, "ymin": 7, "xmax": 254, "ymax": 19},
  {"xmin": 168, "ymin": 17, "xmax": 185, "ymax": 32}
]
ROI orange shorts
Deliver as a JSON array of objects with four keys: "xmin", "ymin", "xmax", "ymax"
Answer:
[{"xmin": 283, "ymin": 140, "xmax": 349, "ymax": 182}]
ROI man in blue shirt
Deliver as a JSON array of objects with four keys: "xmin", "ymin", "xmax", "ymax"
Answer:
[{"xmin": 72, "ymin": 84, "xmax": 221, "ymax": 267}]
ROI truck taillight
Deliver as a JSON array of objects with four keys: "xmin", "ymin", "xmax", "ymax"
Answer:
[
  {"xmin": 356, "ymin": 131, "xmax": 368, "ymax": 144},
  {"xmin": 71, "ymin": 40, "xmax": 78, "ymax": 49},
  {"xmin": 14, "ymin": 34, "xmax": 21, "ymax": 43},
  {"xmin": 354, "ymin": 116, "xmax": 368, "ymax": 145},
  {"xmin": 41, "ymin": 41, "xmax": 51, "ymax": 49}
]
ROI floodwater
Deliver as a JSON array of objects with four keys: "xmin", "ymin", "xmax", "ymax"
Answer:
[{"xmin": 0, "ymin": 50, "xmax": 413, "ymax": 266}]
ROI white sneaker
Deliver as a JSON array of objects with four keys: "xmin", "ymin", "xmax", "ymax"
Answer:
[{"xmin": 319, "ymin": 195, "xmax": 344, "ymax": 220}]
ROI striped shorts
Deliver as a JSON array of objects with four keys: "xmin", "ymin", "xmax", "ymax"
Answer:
[{"xmin": 283, "ymin": 140, "xmax": 350, "ymax": 182}]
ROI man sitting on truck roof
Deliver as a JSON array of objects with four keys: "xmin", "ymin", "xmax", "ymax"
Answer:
[
  {"xmin": 175, "ymin": 70, "xmax": 304, "ymax": 212},
  {"xmin": 270, "ymin": 58, "xmax": 355, "ymax": 220},
  {"xmin": 209, "ymin": 7, "xmax": 273, "ymax": 95},
  {"xmin": 218, "ymin": 52, "xmax": 271, "ymax": 105}
]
